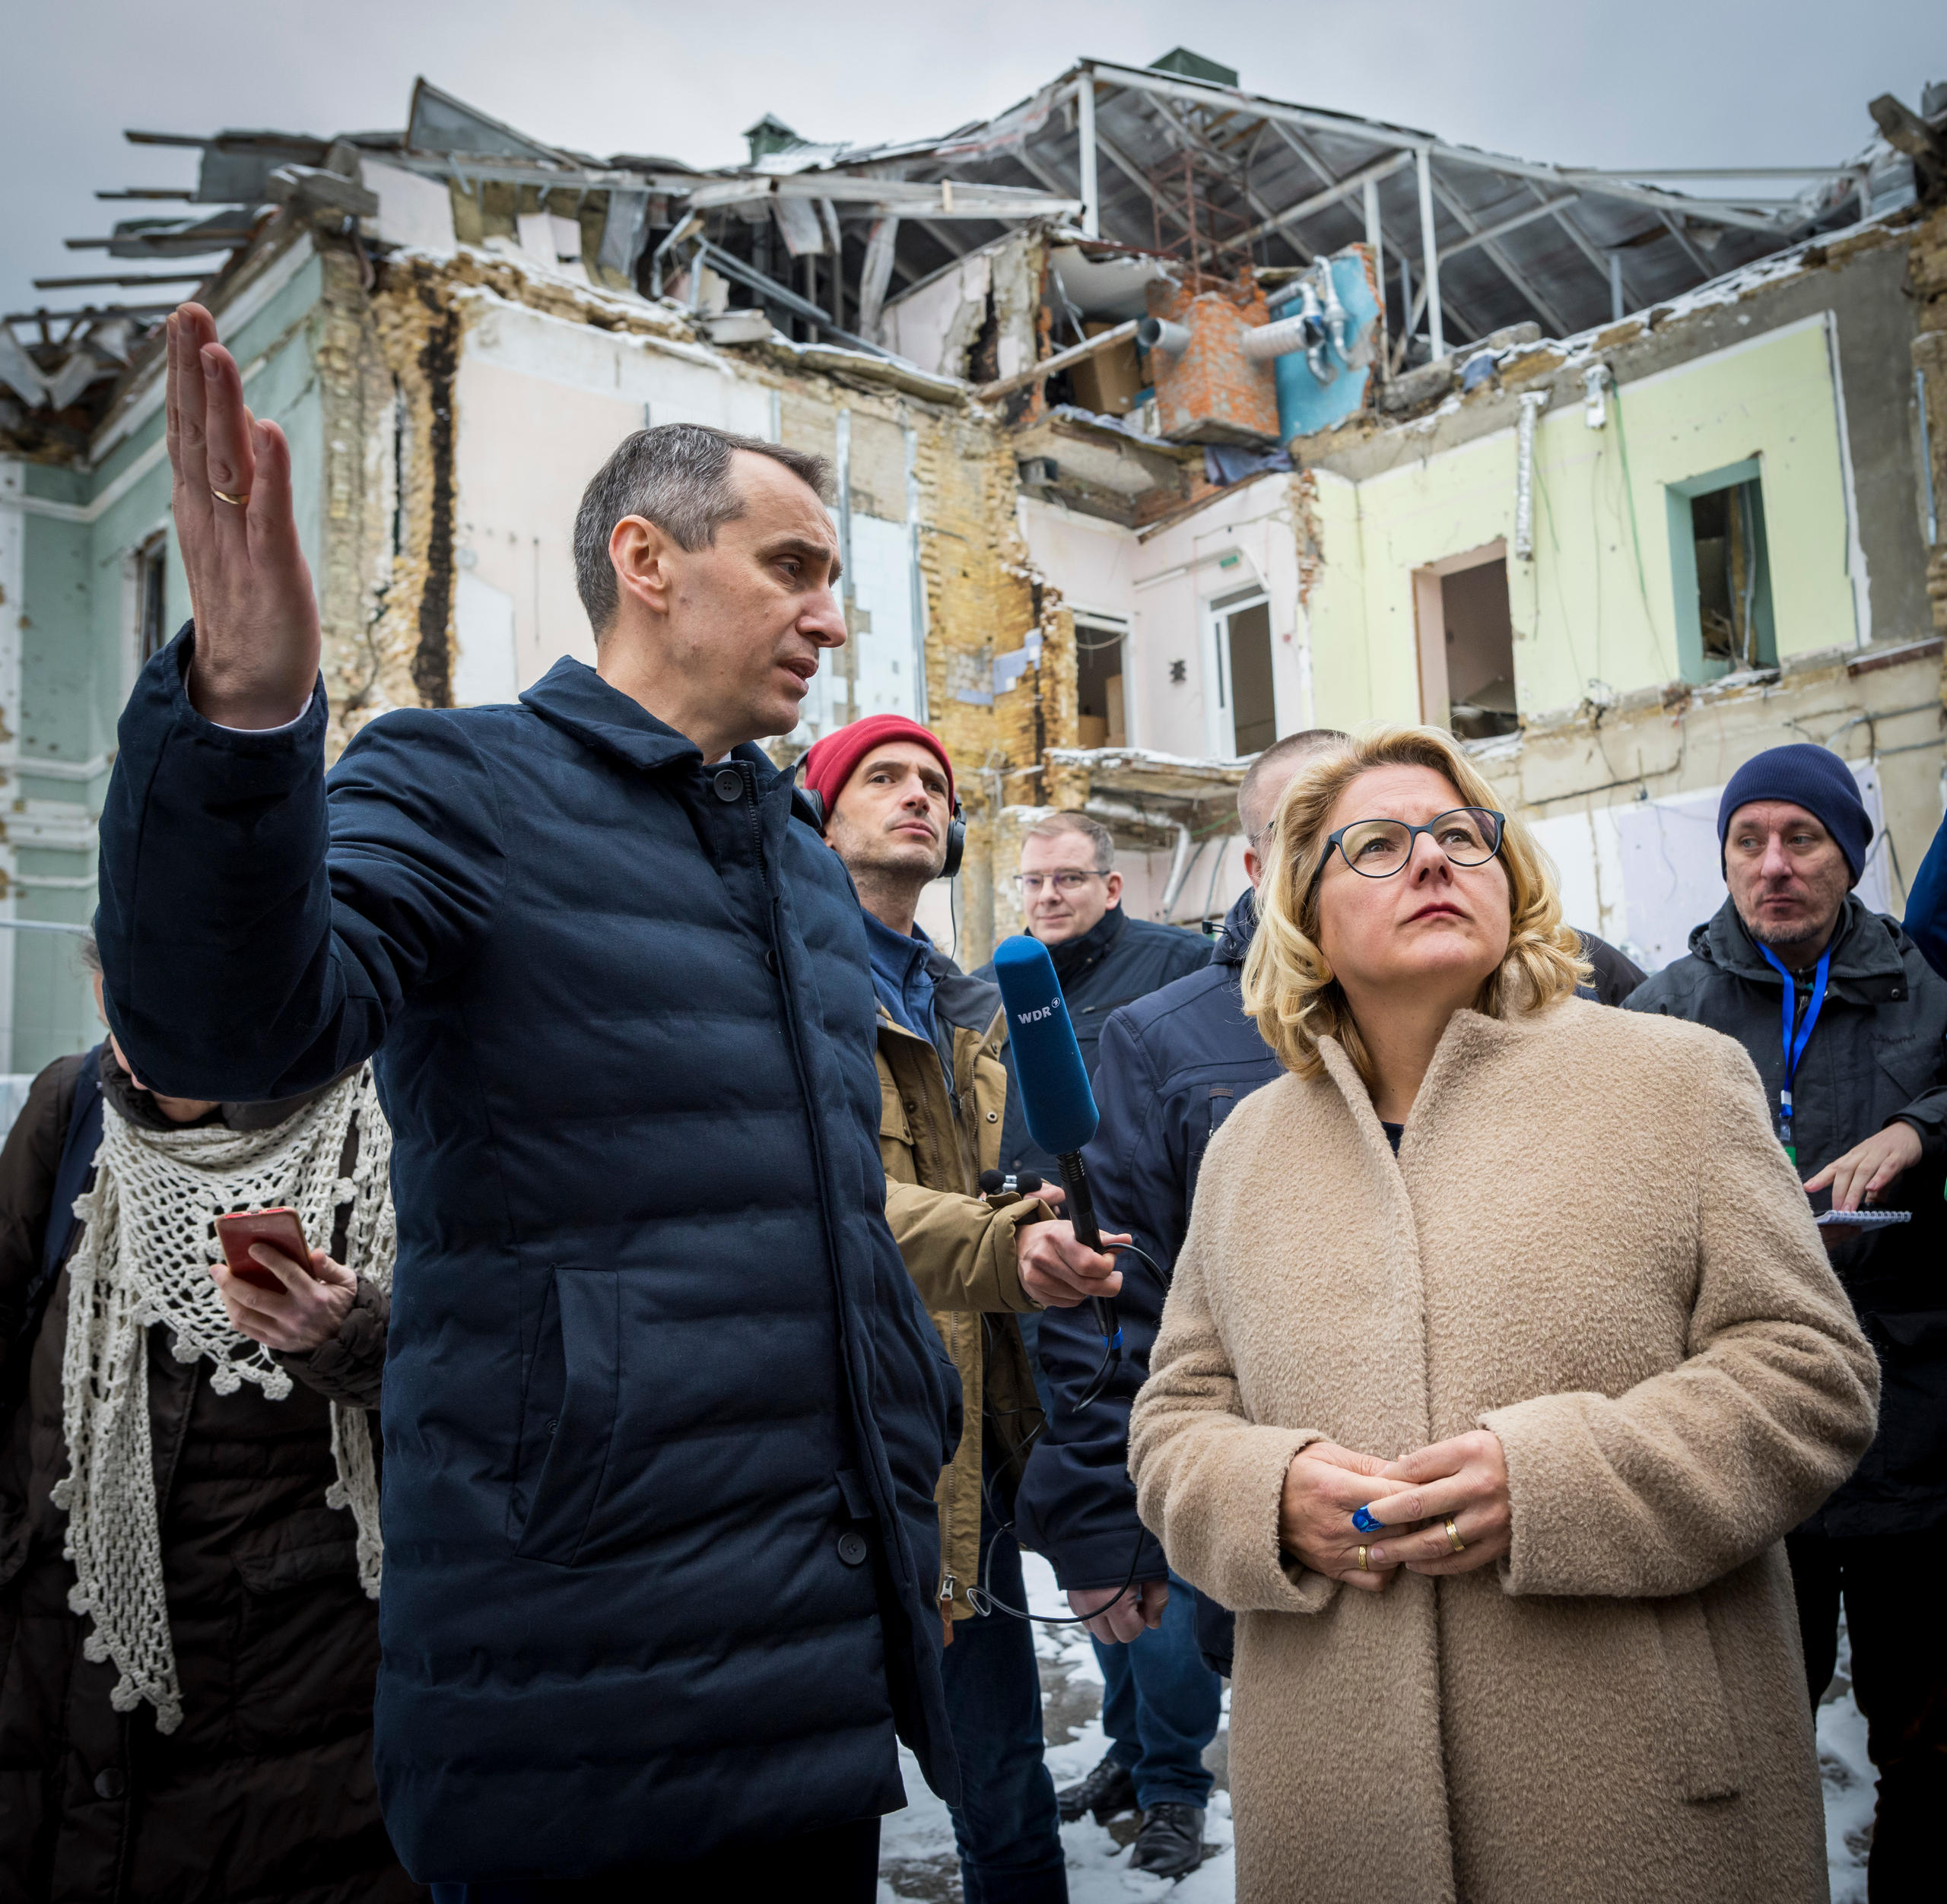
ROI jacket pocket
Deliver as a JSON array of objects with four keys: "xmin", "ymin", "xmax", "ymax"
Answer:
[
  {"xmin": 512, "ymin": 1266, "xmax": 621, "ymax": 1566},
  {"xmin": 1870, "ymin": 1023, "xmax": 1938, "ymax": 1103},
  {"xmin": 1650, "ymin": 1593, "xmax": 1742, "ymax": 1802},
  {"xmin": 1866, "ymin": 1309, "xmax": 1947, "ymax": 1482},
  {"xmin": 231, "ymin": 1507, "xmax": 373, "ymax": 1754}
]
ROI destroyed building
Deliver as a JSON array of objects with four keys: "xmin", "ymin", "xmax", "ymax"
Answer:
[{"xmin": 3, "ymin": 51, "xmax": 1945, "ymax": 1071}]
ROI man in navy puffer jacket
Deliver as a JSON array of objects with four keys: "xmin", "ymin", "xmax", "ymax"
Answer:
[{"xmin": 91, "ymin": 306, "xmax": 960, "ymax": 1897}]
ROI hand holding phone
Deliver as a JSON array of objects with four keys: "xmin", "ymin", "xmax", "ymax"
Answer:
[{"xmin": 214, "ymin": 1208, "xmax": 312, "ymax": 1290}]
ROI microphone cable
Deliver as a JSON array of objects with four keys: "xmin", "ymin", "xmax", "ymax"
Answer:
[{"xmin": 960, "ymin": 1237, "xmax": 1171, "ymax": 1629}]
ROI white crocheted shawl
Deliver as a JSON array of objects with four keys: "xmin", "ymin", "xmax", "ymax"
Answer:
[{"xmin": 51, "ymin": 1062, "xmax": 395, "ymax": 1734}]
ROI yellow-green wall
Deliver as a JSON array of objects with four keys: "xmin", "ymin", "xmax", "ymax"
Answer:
[{"xmin": 1307, "ymin": 314, "xmax": 1859, "ymax": 726}]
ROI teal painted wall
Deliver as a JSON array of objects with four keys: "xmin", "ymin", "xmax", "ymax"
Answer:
[{"xmin": 9, "ymin": 245, "xmax": 326, "ymax": 1074}]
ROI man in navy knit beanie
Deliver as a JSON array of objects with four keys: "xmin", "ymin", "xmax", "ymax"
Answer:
[
  {"xmin": 1716, "ymin": 742, "xmax": 1871, "ymax": 890},
  {"xmin": 1630, "ymin": 741, "xmax": 1947, "ymax": 1897}
]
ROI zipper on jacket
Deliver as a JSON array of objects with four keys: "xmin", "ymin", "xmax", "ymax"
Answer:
[
  {"xmin": 735, "ymin": 760, "xmax": 923, "ymax": 1626},
  {"xmin": 737, "ymin": 762, "xmax": 772, "ymax": 903},
  {"xmin": 939, "ymin": 1572, "xmax": 956, "ymax": 1606}
]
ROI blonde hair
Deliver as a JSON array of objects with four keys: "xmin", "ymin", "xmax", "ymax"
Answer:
[{"xmin": 1241, "ymin": 725, "xmax": 1587, "ymax": 1080}]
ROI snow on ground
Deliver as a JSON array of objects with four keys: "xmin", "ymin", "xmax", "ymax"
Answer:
[
  {"xmin": 1819, "ymin": 1623, "xmax": 1873, "ymax": 1904},
  {"xmin": 879, "ymin": 1552, "xmax": 1234, "ymax": 1903},
  {"xmin": 880, "ymin": 1557, "xmax": 1870, "ymax": 1901}
]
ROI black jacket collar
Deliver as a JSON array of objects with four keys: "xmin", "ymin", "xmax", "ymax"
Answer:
[
  {"xmin": 1214, "ymin": 888, "xmax": 1257, "ymax": 966},
  {"xmin": 925, "ymin": 946, "xmax": 1002, "ymax": 1036},
  {"xmin": 1050, "ymin": 903, "xmax": 1128, "ymax": 984},
  {"xmin": 519, "ymin": 656, "xmax": 780, "ymax": 791},
  {"xmin": 1695, "ymin": 893, "xmax": 1907, "ymax": 996}
]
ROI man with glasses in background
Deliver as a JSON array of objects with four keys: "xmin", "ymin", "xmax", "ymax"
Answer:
[{"xmin": 980, "ymin": 813, "xmax": 1212, "ymax": 1189}]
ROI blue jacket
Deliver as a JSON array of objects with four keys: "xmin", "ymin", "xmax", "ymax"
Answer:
[
  {"xmin": 1906, "ymin": 814, "xmax": 1947, "ymax": 983},
  {"xmin": 979, "ymin": 904, "xmax": 1213, "ymax": 1179},
  {"xmin": 94, "ymin": 636, "xmax": 961, "ymax": 1881},
  {"xmin": 1014, "ymin": 891, "xmax": 1268, "ymax": 1661}
]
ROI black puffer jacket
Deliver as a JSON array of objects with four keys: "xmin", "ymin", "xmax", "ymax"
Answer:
[
  {"xmin": 1628, "ymin": 896, "xmax": 1947, "ymax": 1536},
  {"xmin": 0, "ymin": 1047, "xmax": 411, "ymax": 1903},
  {"xmin": 96, "ymin": 638, "xmax": 960, "ymax": 1882}
]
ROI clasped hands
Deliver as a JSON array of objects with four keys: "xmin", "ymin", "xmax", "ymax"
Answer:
[{"xmin": 1278, "ymin": 1432, "xmax": 1512, "ymax": 1595}]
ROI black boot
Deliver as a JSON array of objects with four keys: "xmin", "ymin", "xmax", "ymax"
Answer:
[
  {"xmin": 1056, "ymin": 1753, "xmax": 1138, "ymax": 1825},
  {"xmin": 1129, "ymin": 1803, "xmax": 1207, "ymax": 1879}
]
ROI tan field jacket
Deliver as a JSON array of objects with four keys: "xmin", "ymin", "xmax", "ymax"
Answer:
[{"xmin": 876, "ymin": 966, "xmax": 1048, "ymax": 1621}]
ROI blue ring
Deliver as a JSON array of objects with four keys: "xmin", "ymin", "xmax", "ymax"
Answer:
[{"xmin": 1351, "ymin": 1504, "xmax": 1383, "ymax": 1534}]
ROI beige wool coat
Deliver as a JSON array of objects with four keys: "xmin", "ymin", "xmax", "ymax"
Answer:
[{"xmin": 1128, "ymin": 997, "xmax": 1879, "ymax": 1904}]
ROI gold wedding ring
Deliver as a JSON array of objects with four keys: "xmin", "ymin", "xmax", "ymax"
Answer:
[
  {"xmin": 210, "ymin": 487, "xmax": 249, "ymax": 507},
  {"xmin": 1444, "ymin": 1518, "xmax": 1466, "ymax": 1554},
  {"xmin": 1357, "ymin": 1544, "xmax": 1369, "ymax": 1572}
]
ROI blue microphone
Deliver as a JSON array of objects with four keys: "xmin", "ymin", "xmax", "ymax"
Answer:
[{"xmin": 991, "ymin": 935, "xmax": 1120, "ymax": 1353}]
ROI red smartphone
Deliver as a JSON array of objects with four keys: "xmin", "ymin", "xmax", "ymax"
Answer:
[{"xmin": 214, "ymin": 1209, "xmax": 312, "ymax": 1291}]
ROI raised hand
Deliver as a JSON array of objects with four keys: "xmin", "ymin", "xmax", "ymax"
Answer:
[{"xmin": 165, "ymin": 303, "xmax": 321, "ymax": 727}]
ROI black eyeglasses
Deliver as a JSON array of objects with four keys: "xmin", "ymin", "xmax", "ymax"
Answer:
[{"xmin": 1320, "ymin": 808, "xmax": 1505, "ymax": 881}]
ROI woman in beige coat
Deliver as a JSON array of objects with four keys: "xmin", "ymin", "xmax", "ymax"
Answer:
[{"xmin": 1127, "ymin": 725, "xmax": 1879, "ymax": 1904}]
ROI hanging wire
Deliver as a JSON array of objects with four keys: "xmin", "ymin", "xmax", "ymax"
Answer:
[{"xmin": 962, "ymin": 1241, "xmax": 1170, "ymax": 1626}]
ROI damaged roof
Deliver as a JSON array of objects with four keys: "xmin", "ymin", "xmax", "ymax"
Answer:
[
  {"xmin": 815, "ymin": 57, "xmax": 1930, "ymax": 344},
  {"xmin": 3, "ymin": 56, "xmax": 1936, "ymax": 456}
]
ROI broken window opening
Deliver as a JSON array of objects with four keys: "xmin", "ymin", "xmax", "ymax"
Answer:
[
  {"xmin": 1075, "ymin": 616, "xmax": 1128, "ymax": 750},
  {"xmin": 1666, "ymin": 461, "xmax": 1775, "ymax": 684},
  {"xmin": 1210, "ymin": 585, "xmax": 1275, "ymax": 757},
  {"xmin": 1691, "ymin": 480, "xmax": 1774, "ymax": 673},
  {"xmin": 968, "ymin": 292, "xmax": 1001, "ymax": 387},
  {"xmin": 1441, "ymin": 559, "xmax": 1518, "ymax": 741},
  {"xmin": 136, "ymin": 531, "xmax": 169, "ymax": 665},
  {"xmin": 1412, "ymin": 544, "xmax": 1517, "ymax": 741}
]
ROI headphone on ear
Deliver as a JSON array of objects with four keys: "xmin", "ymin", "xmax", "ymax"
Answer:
[
  {"xmin": 942, "ymin": 798, "xmax": 966, "ymax": 881},
  {"xmin": 796, "ymin": 763, "xmax": 964, "ymax": 881}
]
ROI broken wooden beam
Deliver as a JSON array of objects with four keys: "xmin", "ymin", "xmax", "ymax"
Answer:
[{"xmin": 976, "ymin": 319, "xmax": 1139, "ymax": 403}]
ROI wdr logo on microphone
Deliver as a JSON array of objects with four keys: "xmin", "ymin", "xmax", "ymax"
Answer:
[{"xmin": 1016, "ymin": 1004, "xmax": 1056, "ymax": 1024}]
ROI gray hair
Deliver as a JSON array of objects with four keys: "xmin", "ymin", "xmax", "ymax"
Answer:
[
  {"xmin": 1238, "ymin": 728, "xmax": 1349, "ymax": 846},
  {"xmin": 572, "ymin": 424, "xmax": 831, "ymax": 636},
  {"xmin": 78, "ymin": 928, "xmax": 102, "ymax": 974},
  {"xmin": 1023, "ymin": 811, "xmax": 1116, "ymax": 874}
]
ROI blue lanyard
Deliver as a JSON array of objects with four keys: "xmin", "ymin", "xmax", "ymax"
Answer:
[{"xmin": 1755, "ymin": 943, "xmax": 1831, "ymax": 1163}]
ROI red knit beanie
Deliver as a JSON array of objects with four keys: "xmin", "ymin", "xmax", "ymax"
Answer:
[{"xmin": 801, "ymin": 716, "xmax": 955, "ymax": 817}]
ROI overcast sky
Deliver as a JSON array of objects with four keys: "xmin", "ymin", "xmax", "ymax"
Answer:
[{"xmin": 4, "ymin": 1, "xmax": 1942, "ymax": 326}]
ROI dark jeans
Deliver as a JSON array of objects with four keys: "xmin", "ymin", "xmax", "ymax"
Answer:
[
  {"xmin": 1788, "ymin": 1525, "xmax": 1947, "ymax": 1903},
  {"xmin": 940, "ymin": 1448, "xmax": 1066, "ymax": 1904},
  {"xmin": 425, "ymin": 1817, "xmax": 880, "ymax": 1903},
  {"xmin": 1097, "ymin": 1568, "xmax": 1221, "ymax": 1810}
]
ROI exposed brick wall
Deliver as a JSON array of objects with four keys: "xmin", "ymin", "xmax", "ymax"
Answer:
[
  {"xmin": 338, "ymin": 249, "xmax": 1073, "ymax": 958},
  {"xmin": 909, "ymin": 410, "xmax": 1075, "ymax": 965},
  {"xmin": 1149, "ymin": 274, "xmax": 1279, "ymax": 443},
  {"xmin": 310, "ymin": 243, "xmax": 398, "ymax": 760}
]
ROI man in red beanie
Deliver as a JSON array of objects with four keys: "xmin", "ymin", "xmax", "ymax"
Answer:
[{"xmin": 802, "ymin": 716, "xmax": 1123, "ymax": 1904}]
